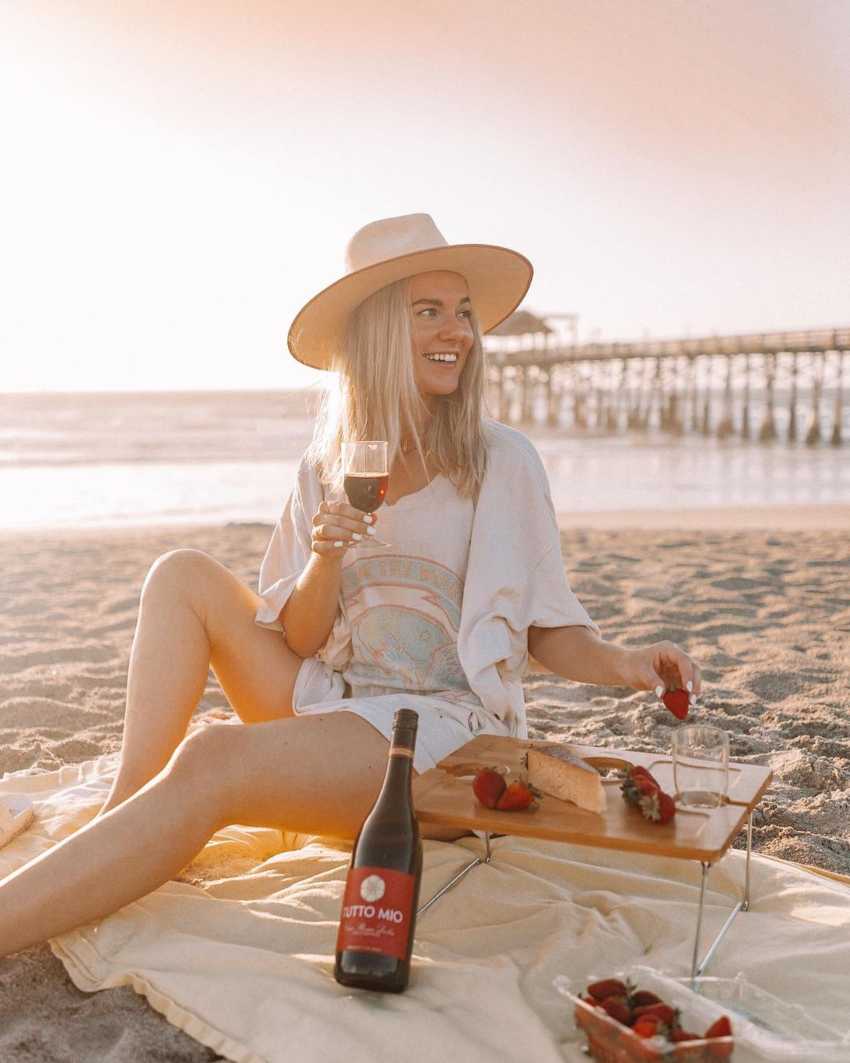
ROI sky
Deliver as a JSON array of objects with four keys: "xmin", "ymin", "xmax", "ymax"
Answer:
[{"xmin": 1, "ymin": 0, "xmax": 848, "ymax": 392}]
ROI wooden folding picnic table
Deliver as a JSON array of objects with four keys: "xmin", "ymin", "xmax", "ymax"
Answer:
[{"xmin": 412, "ymin": 735, "xmax": 772, "ymax": 982}]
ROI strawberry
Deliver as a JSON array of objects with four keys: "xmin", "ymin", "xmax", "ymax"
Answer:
[
  {"xmin": 638, "ymin": 789, "xmax": 677, "ymax": 825},
  {"xmin": 704, "ymin": 1015, "xmax": 733, "ymax": 1058},
  {"xmin": 599, "ymin": 995, "xmax": 632, "ymax": 1026},
  {"xmin": 634, "ymin": 775, "xmax": 661, "ymax": 797},
  {"xmin": 630, "ymin": 765, "xmax": 655, "ymax": 778},
  {"xmin": 670, "ymin": 1028, "xmax": 701, "ymax": 1041},
  {"xmin": 587, "ymin": 977, "xmax": 629, "ymax": 1001},
  {"xmin": 620, "ymin": 763, "xmax": 677, "ymax": 824},
  {"xmin": 629, "ymin": 990, "xmax": 662, "ymax": 1008},
  {"xmin": 662, "ymin": 688, "xmax": 690, "ymax": 720},
  {"xmin": 704, "ymin": 1016, "xmax": 731, "ymax": 1039},
  {"xmin": 472, "ymin": 767, "xmax": 506, "ymax": 809},
  {"xmin": 632, "ymin": 1015, "xmax": 661, "ymax": 1038},
  {"xmin": 495, "ymin": 780, "xmax": 538, "ymax": 811},
  {"xmin": 621, "ymin": 766, "xmax": 660, "ymax": 807},
  {"xmin": 632, "ymin": 1002, "xmax": 678, "ymax": 1029}
]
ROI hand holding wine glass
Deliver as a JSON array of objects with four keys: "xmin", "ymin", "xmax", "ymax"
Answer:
[
  {"xmin": 308, "ymin": 442, "xmax": 391, "ymax": 556},
  {"xmin": 342, "ymin": 440, "xmax": 390, "ymax": 547}
]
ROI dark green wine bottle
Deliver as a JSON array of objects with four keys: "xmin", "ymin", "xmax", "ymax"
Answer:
[{"xmin": 334, "ymin": 709, "xmax": 422, "ymax": 992}]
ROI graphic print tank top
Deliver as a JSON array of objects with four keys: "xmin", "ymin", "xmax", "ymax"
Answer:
[{"xmin": 338, "ymin": 475, "xmax": 474, "ymax": 698}]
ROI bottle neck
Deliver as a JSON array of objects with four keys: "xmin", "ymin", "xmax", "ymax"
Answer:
[
  {"xmin": 380, "ymin": 743, "xmax": 414, "ymax": 795},
  {"xmin": 358, "ymin": 733, "xmax": 419, "ymax": 847}
]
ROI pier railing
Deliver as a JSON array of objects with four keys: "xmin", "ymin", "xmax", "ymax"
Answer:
[
  {"xmin": 483, "ymin": 327, "xmax": 849, "ymax": 445},
  {"xmin": 484, "ymin": 327, "xmax": 850, "ymax": 365}
]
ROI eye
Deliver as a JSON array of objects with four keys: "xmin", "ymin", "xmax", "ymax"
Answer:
[
  {"xmin": 458, "ymin": 309, "xmax": 472, "ymax": 319},
  {"xmin": 415, "ymin": 307, "xmax": 437, "ymax": 318}
]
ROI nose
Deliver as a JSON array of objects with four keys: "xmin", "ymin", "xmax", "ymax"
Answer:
[{"xmin": 438, "ymin": 315, "xmax": 473, "ymax": 345}]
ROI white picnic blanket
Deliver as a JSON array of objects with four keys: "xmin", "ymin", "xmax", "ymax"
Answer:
[{"xmin": 3, "ymin": 752, "xmax": 850, "ymax": 1063}]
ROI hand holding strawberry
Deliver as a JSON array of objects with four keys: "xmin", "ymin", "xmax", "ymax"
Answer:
[{"xmin": 618, "ymin": 642, "xmax": 702, "ymax": 715}]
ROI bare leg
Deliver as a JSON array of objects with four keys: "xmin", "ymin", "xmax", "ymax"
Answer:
[
  {"xmin": 102, "ymin": 549, "xmax": 304, "ymax": 814},
  {"xmin": 0, "ymin": 713, "xmax": 390, "ymax": 959}
]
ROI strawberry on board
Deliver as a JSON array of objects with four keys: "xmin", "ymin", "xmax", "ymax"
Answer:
[
  {"xmin": 620, "ymin": 765, "xmax": 660, "ymax": 807},
  {"xmin": 472, "ymin": 767, "xmax": 506, "ymax": 809},
  {"xmin": 634, "ymin": 775, "xmax": 660, "ymax": 797},
  {"xmin": 662, "ymin": 688, "xmax": 690, "ymax": 720},
  {"xmin": 495, "ymin": 780, "xmax": 538, "ymax": 811},
  {"xmin": 621, "ymin": 764, "xmax": 676, "ymax": 824},
  {"xmin": 629, "ymin": 765, "xmax": 656, "ymax": 779},
  {"xmin": 638, "ymin": 789, "xmax": 677, "ymax": 825}
]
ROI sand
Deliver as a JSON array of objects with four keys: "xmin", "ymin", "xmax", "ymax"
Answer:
[{"xmin": 1, "ymin": 512, "xmax": 849, "ymax": 1061}]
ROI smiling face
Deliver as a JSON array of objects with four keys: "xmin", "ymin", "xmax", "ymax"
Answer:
[{"xmin": 408, "ymin": 271, "xmax": 475, "ymax": 409}]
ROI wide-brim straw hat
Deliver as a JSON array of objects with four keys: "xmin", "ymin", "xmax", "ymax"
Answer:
[{"xmin": 287, "ymin": 213, "xmax": 533, "ymax": 370}]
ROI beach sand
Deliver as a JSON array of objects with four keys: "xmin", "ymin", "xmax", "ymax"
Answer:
[{"xmin": 1, "ymin": 512, "xmax": 848, "ymax": 1061}]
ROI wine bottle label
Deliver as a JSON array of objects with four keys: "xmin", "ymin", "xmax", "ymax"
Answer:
[
  {"xmin": 389, "ymin": 746, "xmax": 413, "ymax": 759},
  {"xmin": 336, "ymin": 866, "xmax": 417, "ymax": 960}
]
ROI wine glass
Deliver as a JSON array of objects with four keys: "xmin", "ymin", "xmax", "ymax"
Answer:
[{"xmin": 342, "ymin": 441, "xmax": 390, "ymax": 547}]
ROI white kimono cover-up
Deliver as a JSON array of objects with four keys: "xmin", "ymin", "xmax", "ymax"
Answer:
[{"xmin": 254, "ymin": 421, "xmax": 599, "ymax": 771}]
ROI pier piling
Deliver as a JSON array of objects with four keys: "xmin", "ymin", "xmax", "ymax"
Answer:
[{"xmin": 485, "ymin": 326, "xmax": 848, "ymax": 446}]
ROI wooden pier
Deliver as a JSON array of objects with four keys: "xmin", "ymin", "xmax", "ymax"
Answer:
[{"xmin": 483, "ymin": 327, "xmax": 850, "ymax": 445}]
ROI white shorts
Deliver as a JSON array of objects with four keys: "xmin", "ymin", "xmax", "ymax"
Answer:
[{"xmin": 291, "ymin": 656, "xmax": 510, "ymax": 775}]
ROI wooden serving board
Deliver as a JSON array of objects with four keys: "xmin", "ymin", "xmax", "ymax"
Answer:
[{"xmin": 413, "ymin": 735, "xmax": 772, "ymax": 863}]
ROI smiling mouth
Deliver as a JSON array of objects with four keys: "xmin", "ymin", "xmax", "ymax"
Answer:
[{"xmin": 423, "ymin": 352, "xmax": 459, "ymax": 364}]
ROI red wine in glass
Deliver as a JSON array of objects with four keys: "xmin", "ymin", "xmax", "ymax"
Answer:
[
  {"xmin": 343, "ymin": 473, "xmax": 388, "ymax": 513},
  {"xmin": 342, "ymin": 441, "xmax": 390, "ymax": 546}
]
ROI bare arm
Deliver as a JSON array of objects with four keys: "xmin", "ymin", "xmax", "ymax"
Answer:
[
  {"xmin": 528, "ymin": 625, "xmax": 702, "ymax": 696},
  {"xmin": 528, "ymin": 625, "xmax": 631, "ymax": 686},
  {"xmin": 280, "ymin": 499, "xmax": 376, "ymax": 659},
  {"xmin": 281, "ymin": 553, "xmax": 344, "ymax": 658}
]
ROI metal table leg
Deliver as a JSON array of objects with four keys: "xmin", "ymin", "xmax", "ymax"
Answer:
[
  {"xmin": 417, "ymin": 832, "xmax": 492, "ymax": 916},
  {"xmin": 418, "ymin": 813, "xmax": 755, "ymax": 983},
  {"xmin": 690, "ymin": 811, "xmax": 754, "ymax": 985}
]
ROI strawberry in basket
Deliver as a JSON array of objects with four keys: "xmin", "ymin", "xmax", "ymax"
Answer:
[
  {"xmin": 578, "ymin": 973, "xmax": 735, "ymax": 1058},
  {"xmin": 574, "ymin": 975, "xmax": 734, "ymax": 1060}
]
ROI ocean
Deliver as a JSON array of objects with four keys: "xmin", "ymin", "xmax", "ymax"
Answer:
[{"xmin": 1, "ymin": 389, "xmax": 848, "ymax": 529}]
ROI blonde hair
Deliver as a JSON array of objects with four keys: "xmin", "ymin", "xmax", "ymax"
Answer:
[{"xmin": 308, "ymin": 276, "xmax": 488, "ymax": 498}]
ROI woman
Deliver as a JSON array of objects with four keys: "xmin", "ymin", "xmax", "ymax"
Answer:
[{"xmin": 0, "ymin": 213, "xmax": 701, "ymax": 958}]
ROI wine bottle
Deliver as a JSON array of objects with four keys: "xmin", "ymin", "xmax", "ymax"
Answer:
[{"xmin": 334, "ymin": 708, "xmax": 422, "ymax": 992}]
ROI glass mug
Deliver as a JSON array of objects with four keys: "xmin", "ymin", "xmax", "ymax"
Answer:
[{"xmin": 671, "ymin": 725, "xmax": 729, "ymax": 808}]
